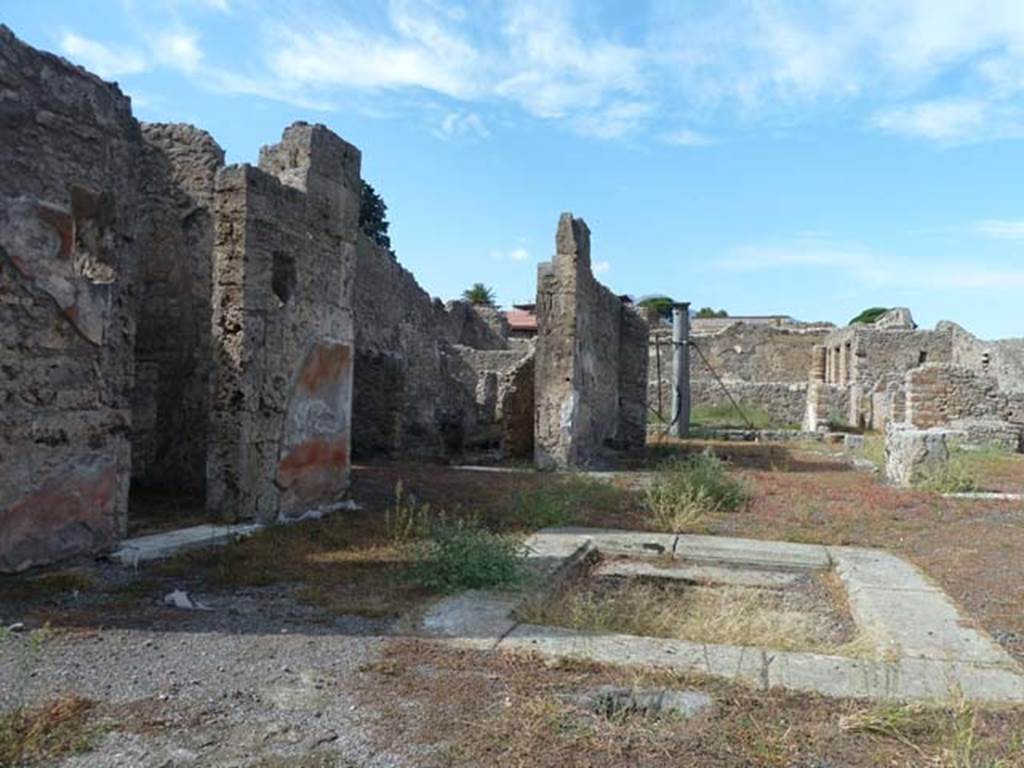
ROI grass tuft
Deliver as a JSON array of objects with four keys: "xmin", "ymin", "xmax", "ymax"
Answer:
[
  {"xmin": 644, "ymin": 452, "xmax": 750, "ymax": 532},
  {"xmin": 507, "ymin": 475, "xmax": 626, "ymax": 530},
  {"xmin": 384, "ymin": 480, "xmax": 434, "ymax": 544},
  {"xmin": 690, "ymin": 402, "xmax": 785, "ymax": 430},
  {"xmin": 0, "ymin": 694, "xmax": 98, "ymax": 767}
]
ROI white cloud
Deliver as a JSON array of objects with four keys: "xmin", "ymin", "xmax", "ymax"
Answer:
[
  {"xmin": 267, "ymin": 2, "xmax": 482, "ymax": 98},
  {"xmin": 59, "ymin": 31, "xmax": 148, "ymax": 78},
  {"xmin": 58, "ymin": 0, "xmax": 1024, "ymax": 144},
  {"xmin": 571, "ymin": 101, "xmax": 654, "ymax": 139},
  {"xmin": 871, "ymin": 98, "xmax": 988, "ymax": 141},
  {"xmin": 491, "ymin": 246, "xmax": 531, "ymax": 263},
  {"xmin": 593, "ymin": 260, "xmax": 611, "ymax": 275},
  {"xmin": 495, "ymin": 1, "xmax": 645, "ymax": 120},
  {"xmin": 977, "ymin": 219, "xmax": 1024, "ymax": 239},
  {"xmin": 152, "ymin": 31, "xmax": 204, "ymax": 73},
  {"xmin": 872, "ymin": 98, "xmax": 1024, "ymax": 142},
  {"xmin": 718, "ymin": 237, "xmax": 1024, "ymax": 291},
  {"xmin": 434, "ymin": 110, "xmax": 490, "ymax": 140},
  {"xmin": 662, "ymin": 127, "xmax": 713, "ymax": 146}
]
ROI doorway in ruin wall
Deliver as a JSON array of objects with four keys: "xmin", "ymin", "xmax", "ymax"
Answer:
[{"xmin": 127, "ymin": 194, "xmax": 215, "ymax": 536}]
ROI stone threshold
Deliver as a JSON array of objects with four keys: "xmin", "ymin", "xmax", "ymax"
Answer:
[
  {"xmin": 109, "ymin": 500, "xmax": 360, "ymax": 566},
  {"xmin": 109, "ymin": 524, "xmax": 262, "ymax": 566},
  {"xmin": 421, "ymin": 528, "xmax": 1024, "ymax": 704}
]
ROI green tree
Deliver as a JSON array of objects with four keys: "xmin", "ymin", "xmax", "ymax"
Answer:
[
  {"xmin": 696, "ymin": 307, "xmax": 728, "ymax": 318},
  {"xmin": 359, "ymin": 181, "xmax": 395, "ymax": 257},
  {"xmin": 462, "ymin": 283, "xmax": 496, "ymax": 306},
  {"xmin": 638, "ymin": 295, "xmax": 674, "ymax": 320},
  {"xmin": 849, "ymin": 307, "xmax": 890, "ymax": 325}
]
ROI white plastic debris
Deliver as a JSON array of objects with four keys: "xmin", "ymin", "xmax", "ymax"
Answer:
[{"xmin": 163, "ymin": 589, "xmax": 213, "ymax": 611}]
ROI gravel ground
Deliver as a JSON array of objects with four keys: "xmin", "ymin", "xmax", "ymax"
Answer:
[{"xmin": 0, "ymin": 573, "xmax": 424, "ymax": 767}]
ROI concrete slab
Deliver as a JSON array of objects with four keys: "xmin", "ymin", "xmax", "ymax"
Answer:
[
  {"xmin": 421, "ymin": 528, "xmax": 1024, "ymax": 703},
  {"xmin": 421, "ymin": 591, "xmax": 520, "ymax": 650},
  {"xmin": 675, "ymin": 534, "xmax": 830, "ymax": 570},
  {"xmin": 943, "ymin": 491, "xmax": 1024, "ymax": 501},
  {"xmin": 594, "ymin": 559, "xmax": 802, "ymax": 588},
  {"xmin": 110, "ymin": 524, "xmax": 261, "ymax": 566}
]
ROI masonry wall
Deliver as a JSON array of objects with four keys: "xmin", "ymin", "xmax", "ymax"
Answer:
[
  {"xmin": 648, "ymin": 322, "xmax": 829, "ymax": 427},
  {"xmin": 906, "ymin": 364, "xmax": 1011, "ymax": 428},
  {"xmin": 350, "ymin": 233, "xmax": 528, "ymax": 459},
  {"xmin": 207, "ymin": 124, "xmax": 358, "ymax": 523},
  {"xmin": 534, "ymin": 213, "xmax": 648, "ymax": 469},
  {"xmin": 0, "ymin": 26, "xmax": 141, "ymax": 571},
  {"xmin": 131, "ymin": 123, "xmax": 224, "ymax": 492},
  {"xmin": 352, "ymin": 236, "xmax": 477, "ymax": 458}
]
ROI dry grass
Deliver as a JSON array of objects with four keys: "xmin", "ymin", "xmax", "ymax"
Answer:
[
  {"xmin": 0, "ymin": 694, "xmax": 99, "ymax": 768},
  {"xmin": 150, "ymin": 511, "xmax": 433, "ymax": 618},
  {"xmin": 520, "ymin": 575, "xmax": 858, "ymax": 655},
  {"xmin": 356, "ymin": 639, "xmax": 1024, "ymax": 768},
  {"xmin": 0, "ymin": 570, "xmax": 93, "ymax": 603}
]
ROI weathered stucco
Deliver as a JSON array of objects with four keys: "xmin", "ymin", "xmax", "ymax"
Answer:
[
  {"xmin": 0, "ymin": 25, "xmax": 139, "ymax": 571},
  {"xmin": 207, "ymin": 124, "xmax": 358, "ymax": 523}
]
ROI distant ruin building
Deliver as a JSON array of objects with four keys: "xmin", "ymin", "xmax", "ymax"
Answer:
[
  {"xmin": 534, "ymin": 214, "xmax": 649, "ymax": 469},
  {"xmin": 648, "ymin": 316, "xmax": 834, "ymax": 428},
  {"xmin": 804, "ymin": 308, "xmax": 1024, "ymax": 449}
]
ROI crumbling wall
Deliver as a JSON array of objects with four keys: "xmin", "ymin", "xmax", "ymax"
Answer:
[
  {"xmin": 350, "ymin": 233, "xmax": 530, "ymax": 459},
  {"xmin": 808, "ymin": 315, "xmax": 956, "ymax": 431},
  {"xmin": 207, "ymin": 123, "xmax": 358, "ymax": 523},
  {"xmin": 534, "ymin": 213, "xmax": 648, "ymax": 469},
  {"xmin": 906, "ymin": 364, "xmax": 1010, "ymax": 428},
  {"xmin": 351, "ymin": 235, "xmax": 480, "ymax": 458},
  {"xmin": 131, "ymin": 123, "xmax": 224, "ymax": 492},
  {"xmin": 0, "ymin": 25, "xmax": 141, "ymax": 570}
]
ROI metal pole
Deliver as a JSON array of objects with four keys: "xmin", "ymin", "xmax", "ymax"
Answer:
[{"xmin": 671, "ymin": 302, "xmax": 691, "ymax": 437}]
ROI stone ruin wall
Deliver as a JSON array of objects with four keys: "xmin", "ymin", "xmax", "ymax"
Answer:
[
  {"xmin": 206, "ymin": 124, "xmax": 359, "ymax": 524},
  {"xmin": 648, "ymin": 322, "xmax": 830, "ymax": 428},
  {"xmin": 131, "ymin": 123, "xmax": 223, "ymax": 494},
  {"xmin": 0, "ymin": 26, "xmax": 141, "ymax": 571},
  {"xmin": 350, "ymin": 234, "xmax": 533, "ymax": 460},
  {"xmin": 0, "ymin": 27, "xmax": 376, "ymax": 568},
  {"xmin": 534, "ymin": 213, "xmax": 648, "ymax": 469},
  {"xmin": 804, "ymin": 310, "xmax": 1024, "ymax": 445}
]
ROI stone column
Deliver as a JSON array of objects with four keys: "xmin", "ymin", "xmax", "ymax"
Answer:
[
  {"xmin": 804, "ymin": 345, "xmax": 828, "ymax": 431},
  {"xmin": 838, "ymin": 342, "xmax": 849, "ymax": 385},
  {"xmin": 670, "ymin": 302, "xmax": 691, "ymax": 438}
]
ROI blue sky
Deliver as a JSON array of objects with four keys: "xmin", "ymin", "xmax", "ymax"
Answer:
[{"xmin": 6, "ymin": 0, "xmax": 1024, "ymax": 338}]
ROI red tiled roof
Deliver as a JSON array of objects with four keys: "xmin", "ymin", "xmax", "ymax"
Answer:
[{"xmin": 505, "ymin": 308, "xmax": 537, "ymax": 331}]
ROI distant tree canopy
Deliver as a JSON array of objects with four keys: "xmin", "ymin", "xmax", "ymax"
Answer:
[
  {"xmin": 849, "ymin": 307, "xmax": 890, "ymax": 325},
  {"xmin": 695, "ymin": 307, "xmax": 728, "ymax": 318},
  {"xmin": 637, "ymin": 295, "xmax": 674, "ymax": 320},
  {"xmin": 462, "ymin": 282, "xmax": 496, "ymax": 306},
  {"xmin": 359, "ymin": 181, "xmax": 395, "ymax": 257}
]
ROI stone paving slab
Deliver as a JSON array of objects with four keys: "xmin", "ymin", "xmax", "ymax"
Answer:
[
  {"xmin": 675, "ymin": 533, "xmax": 830, "ymax": 570},
  {"xmin": 110, "ymin": 524, "xmax": 262, "ymax": 566},
  {"xmin": 594, "ymin": 559, "xmax": 803, "ymax": 588},
  {"xmin": 421, "ymin": 528, "xmax": 1024, "ymax": 703}
]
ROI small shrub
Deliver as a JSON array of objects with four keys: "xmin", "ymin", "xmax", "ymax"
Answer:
[
  {"xmin": 644, "ymin": 452, "xmax": 750, "ymax": 531},
  {"xmin": 918, "ymin": 451, "xmax": 980, "ymax": 494},
  {"xmin": 413, "ymin": 520, "xmax": 528, "ymax": 593}
]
